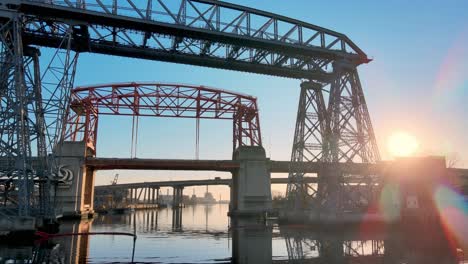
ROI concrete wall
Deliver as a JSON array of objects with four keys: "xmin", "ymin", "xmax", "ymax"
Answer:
[
  {"xmin": 230, "ymin": 146, "xmax": 272, "ymax": 216},
  {"xmin": 55, "ymin": 141, "xmax": 95, "ymax": 218}
]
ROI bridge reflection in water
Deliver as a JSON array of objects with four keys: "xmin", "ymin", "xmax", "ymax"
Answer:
[{"xmin": 0, "ymin": 205, "xmax": 464, "ymax": 263}]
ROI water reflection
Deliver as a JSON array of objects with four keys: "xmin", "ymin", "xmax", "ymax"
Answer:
[
  {"xmin": 281, "ymin": 227, "xmax": 459, "ymax": 264},
  {"xmin": 231, "ymin": 218, "xmax": 272, "ymax": 263},
  {"xmin": 0, "ymin": 220, "xmax": 92, "ymax": 263},
  {"xmin": 172, "ymin": 207, "xmax": 182, "ymax": 231},
  {"xmin": 0, "ymin": 204, "xmax": 465, "ymax": 263}
]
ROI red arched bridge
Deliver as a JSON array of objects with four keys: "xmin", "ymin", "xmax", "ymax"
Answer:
[{"xmin": 63, "ymin": 82, "xmax": 262, "ymax": 154}]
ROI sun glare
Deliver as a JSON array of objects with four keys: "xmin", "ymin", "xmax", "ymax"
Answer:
[{"xmin": 387, "ymin": 131, "xmax": 419, "ymax": 157}]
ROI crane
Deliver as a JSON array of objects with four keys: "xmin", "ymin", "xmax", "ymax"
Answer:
[{"xmin": 111, "ymin": 174, "xmax": 119, "ymax": 185}]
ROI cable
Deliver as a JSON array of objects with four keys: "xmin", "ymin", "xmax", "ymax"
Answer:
[
  {"xmin": 130, "ymin": 115, "xmax": 139, "ymax": 158},
  {"xmin": 135, "ymin": 115, "xmax": 139, "ymax": 157},
  {"xmin": 131, "ymin": 115, "xmax": 135, "ymax": 158},
  {"xmin": 195, "ymin": 118, "xmax": 200, "ymax": 160}
]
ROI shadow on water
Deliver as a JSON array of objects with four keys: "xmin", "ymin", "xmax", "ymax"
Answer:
[{"xmin": 0, "ymin": 204, "xmax": 465, "ymax": 263}]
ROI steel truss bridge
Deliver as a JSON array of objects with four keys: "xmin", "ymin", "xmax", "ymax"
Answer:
[
  {"xmin": 0, "ymin": 0, "xmax": 379, "ymax": 216},
  {"xmin": 63, "ymin": 82, "xmax": 261, "ymax": 154},
  {"xmin": 2, "ymin": 2, "xmax": 461, "ymax": 260},
  {"xmin": 1, "ymin": 1, "xmax": 465, "ymax": 261}
]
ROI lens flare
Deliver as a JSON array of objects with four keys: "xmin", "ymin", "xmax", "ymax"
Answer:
[
  {"xmin": 378, "ymin": 183, "xmax": 401, "ymax": 222},
  {"xmin": 433, "ymin": 29, "xmax": 468, "ymax": 96},
  {"xmin": 434, "ymin": 185, "xmax": 468, "ymax": 248},
  {"xmin": 387, "ymin": 131, "xmax": 419, "ymax": 157}
]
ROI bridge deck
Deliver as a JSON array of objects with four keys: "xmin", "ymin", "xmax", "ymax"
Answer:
[
  {"xmin": 94, "ymin": 177, "xmax": 304, "ymax": 190},
  {"xmin": 2, "ymin": 157, "xmax": 465, "ymax": 188},
  {"xmin": 85, "ymin": 157, "xmax": 382, "ymax": 174}
]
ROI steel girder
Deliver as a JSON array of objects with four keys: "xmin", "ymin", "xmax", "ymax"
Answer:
[
  {"xmin": 63, "ymin": 82, "xmax": 262, "ymax": 153},
  {"xmin": 1, "ymin": 0, "xmax": 368, "ymax": 80}
]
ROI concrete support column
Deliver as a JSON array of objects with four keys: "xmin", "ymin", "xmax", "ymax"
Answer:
[
  {"xmin": 179, "ymin": 187, "xmax": 184, "ymax": 207},
  {"xmin": 149, "ymin": 188, "xmax": 152, "ymax": 204},
  {"xmin": 149, "ymin": 188, "xmax": 153, "ymax": 205},
  {"xmin": 138, "ymin": 188, "xmax": 141, "ymax": 203},
  {"xmin": 144, "ymin": 188, "xmax": 148, "ymax": 207},
  {"xmin": 172, "ymin": 187, "xmax": 184, "ymax": 208},
  {"xmin": 147, "ymin": 187, "xmax": 150, "ymax": 205},
  {"xmin": 129, "ymin": 189, "xmax": 132, "ymax": 204},
  {"xmin": 149, "ymin": 188, "xmax": 152, "ymax": 206},
  {"xmin": 135, "ymin": 188, "xmax": 138, "ymax": 205},
  {"xmin": 129, "ymin": 188, "xmax": 133, "ymax": 205},
  {"xmin": 55, "ymin": 141, "xmax": 96, "ymax": 219},
  {"xmin": 145, "ymin": 188, "xmax": 147, "ymax": 207},
  {"xmin": 147, "ymin": 188, "xmax": 150, "ymax": 207},
  {"xmin": 156, "ymin": 187, "xmax": 160, "ymax": 205},
  {"xmin": 230, "ymin": 146, "xmax": 272, "ymax": 217},
  {"xmin": 137, "ymin": 188, "xmax": 143, "ymax": 204}
]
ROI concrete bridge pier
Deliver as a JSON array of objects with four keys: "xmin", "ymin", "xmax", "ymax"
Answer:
[
  {"xmin": 172, "ymin": 186, "xmax": 184, "ymax": 208},
  {"xmin": 144, "ymin": 187, "xmax": 151, "ymax": 208},
  {"xmin": 155, "ymin": 187, "xmax": 160, "ymax": 206},
  {"xmin": 229, "ymin": 146, "xmax": 272, "ymax": 217},
  {"xmin": 128, "ymin": 188, "xmax": 134, "ymax": 204},
  {"xmin": 132, "ymin": 188, "xmax": 136, "ymax": 204},
  {"xmin": 55, "ymin": 141, "xmax": 96, "ymax": 219}
]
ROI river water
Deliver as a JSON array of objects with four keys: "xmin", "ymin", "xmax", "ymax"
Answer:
[{"xmin": 0, "ymin": 204, "xmax": 466, "ymax": 263}]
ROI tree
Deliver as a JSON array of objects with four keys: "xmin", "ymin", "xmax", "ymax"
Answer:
[{"xmin": 446, "ymin": 152, "xmax": 461, "ymax": 168}]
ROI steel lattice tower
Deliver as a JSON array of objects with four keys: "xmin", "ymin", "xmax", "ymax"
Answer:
[
  {"xmin": 0, "ymin": 16, "xmax": 34, "ymax": 216},
  {"xmin": 287, "ymin": 61, "xmax": 380, "ymax": 213},
  {"xmin": 286, "ymin": 81, "xmax": 328, "ymax": 209},
  {"xmin": 0, "ymin": 10, "xmax": 78, "ymax": 218}
]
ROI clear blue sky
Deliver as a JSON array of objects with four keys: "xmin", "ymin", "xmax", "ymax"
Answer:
[{"xmin": 65, "ymin": 1, "xmax": 467, "ymax": 196}]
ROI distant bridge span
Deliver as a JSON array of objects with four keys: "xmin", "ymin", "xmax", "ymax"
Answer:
[
  {"xmin": 95, "ymin": 177, "xmax": 313, "ymax": 190},
  {"xmin": 87, "ymin": 157, "xmax": 468, "ymax": 192}
]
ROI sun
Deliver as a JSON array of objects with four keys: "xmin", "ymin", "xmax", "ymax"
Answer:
[{"xmin": 387, "ymin": 131, "xmax": 420, "ymax": 157}]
